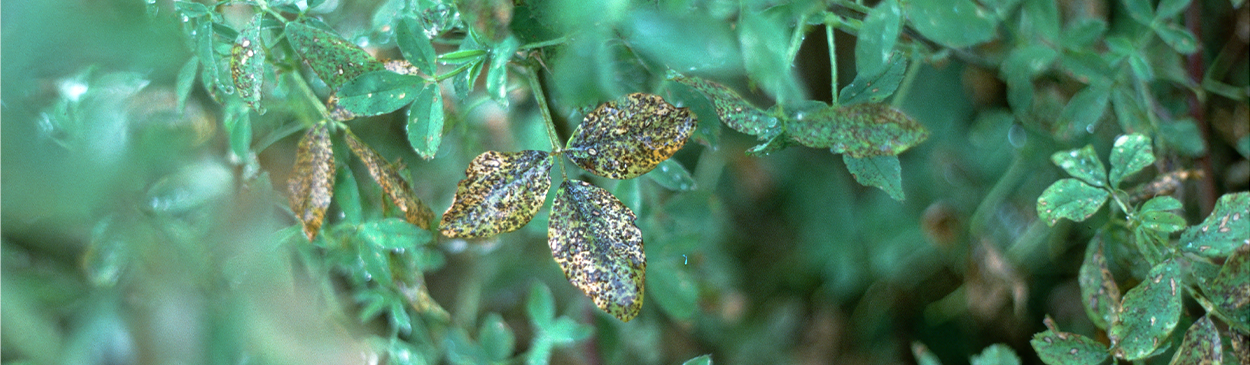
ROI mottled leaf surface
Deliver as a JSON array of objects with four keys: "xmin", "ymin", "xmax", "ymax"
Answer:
[
  {"xmin": 788, "ymin": 103, "xmax": 929, "ymax": 158},
  {"xmin": 843, "ymin": 155, "xmax": 905, "ymax": 201},
  {"xmin": 1109, "ymin": 259, "xmax": 1181, "ymax": 360},
  {"xmin": 1030, "ymin": 327, "xmax": 1109, "ymax": 365},
  {"xmin": 407, "ymin": 83, "xmax": 444, "ymax": 160},
  {"xmin": 1206, "ymin": 244, "xmax": 1250, "ymax": 331},
  {"xmin": 335, "ymin": 70, "xmax": 423, "ymax": 117},
  {"xmin": 1051, "ymin": 145, "xmax": 1107, "ymax": 187},
  {"xmin": 288, "ymin": 122, "xmax": 336, "ymax": 241},
  {"xmin": 1037, "ymin": 179, "xmax": 1108, "ymax": 226},
  {"xmin": 1180, "ymin": 192, "xmax": 1250, "ymax": 258},
  {"xmin": 440, "ymin": 150, "xmax": 553, "ymax": 238},
  {"xmin": 839, "ymin": 53, "xmax": 907, "ymax": 106},
  {"xmin": 1079, "ymin": 235, "xmax": 1121, "ymax": 329},
  {"xmin": 1168, "ymin": 316, "xmax": 1223, "ymax": 365},
  {"xmin": 566, "ymin": 93, "xmax": 696, "ymax": 179},
  {"xmin": 548, "ymin": 180, "xmax": 645, "ymax": 322},
  {"xmin": 1108, "ymin": 134, "xmax": 1155, "ymax": 188},
  {"xmin": 344, "ymin": 130, "xmax": 434, "ymax": 229},
  {"xmin": 667, "ymin": 71, "xmax": 780, "ymax": 139},
  {"xmin": 231, "ymin": 14, "xmax": 265, "ymax": 112},
  {"xmin": 285, "ymin": 22, "xmax": 384, "ymax": 91}
]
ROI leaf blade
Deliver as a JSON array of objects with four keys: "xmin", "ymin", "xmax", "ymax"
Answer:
[
  {"xmin": 1108, "ymin": 134, "xmax": 1155, "ymax": 188},
  {"xmin": 1079, "ymin": 234, "xmax": 1121, "ymax": 329},
  {"xmin": 285, "ymin": 22, "xmax": 385, "ymax": 91},
  {"xmin": 336, "ymin": 70, "xmax": 424, "ymax": 117},
  {"xmin": 407, "ymin": 83, "xmax": 445, "ymax": 160},
  {"xmin": 1179, "ymin": 192, "xmax": 1249, "ymax": 258},
  {"xmin": 1036, "ymin": 178, "xmax": 1109, "ymax": 226},
  {"xmin": 440, "ymin": 150, "xmax": 554, "ymax": 238},
  {"xmin": 789, "ymin": 103, "xmax": 930, "ymax": 158},
  {"xmin": 842, "ymin": 155, "xmax": 905, "ymax": 201},
  {"xmin": 1108, "ymin": 259, "xmax": 1182, "ymax": 361},
  {"xmin": 548, "ymin": 180, "xmax": 646, "ymax": 322},
  {"xmin": 1167, "ymin": 316, "xmax": 1223, "ymax": 365},
  {"xmin": 566, "ymin": 93, "xmax": 696, "ymax": 179},
  {"xmin": 1050, "ymin": 145, "xmax": 1108, "ymax": 187},
  {"xmin": 344, "ymin": 130, "xmax": 435, "ymax": 229},
  {"xmin": 667, "ymin": 72, "xmax": 780, "ymax": 139},
  {"xmin": 287, "ymin": 122, "xmax": 336, "ymax": 241}
]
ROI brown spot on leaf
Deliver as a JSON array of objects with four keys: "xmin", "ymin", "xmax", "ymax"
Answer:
[{"xmin": 288, "ymin": 122, "xmax": 336, "ymax": 241}]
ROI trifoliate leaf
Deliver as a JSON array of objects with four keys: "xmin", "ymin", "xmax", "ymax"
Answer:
[
  {"xmin": 1051, "ymin": 145, "xmax": 1107, "ymax": 187},
  {"xmin": 566, "ymin": 93, "xmax": 696, "ymax": 179},
  {"xmin": 1079, "ymin": 235, "xmax": 1121, "ymax": 329},
  {"xmin": 1179, "ymin": 192, "xmax": 1249, "ymax": 258},
  {"xmin": 1167, "ymin": 316, "xmax": 1223, "ymax": 365},
  {"xmin": 1108, "ymin": 134, "xmax": 1155, "ymax": 188},
  {"xmin": 548, "ymin": 180, "xmax": 645, "ymax": 322},
  {"xmin": 1037, "ymin": 178, "xmax": 1109, "ymax": 226},
  {"xmin": 440, "ymin": 150, "xmax": 554, "ymax": 238},
  {"xmin": 285, "ymin": 22, "xmax": 384, "ymax": 91},
  {"xmin": 788, "ymin": 103, "xmax": 929, "ymax": 158},
  {"xmin": 344, "ymin": 130, "xmax": 434, "ymax": 229},
  {"xmin": 288, "ymin": 122, "xmax": 336, "ymax": 241},
  {"xmin": 1109, "ymin": 259, "xmax": 1181, "ymax": 361},
  {"xmin": 231, "ymin": 14, "xmax": 265, "ymax": 113},
  {"xmin": 667, "ymin": 71, "xmax": 780, "ymax": 139}
]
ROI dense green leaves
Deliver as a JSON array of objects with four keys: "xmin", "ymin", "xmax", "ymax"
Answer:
[
  {"xmin": 440, "ymin": 150, "xmax": 554, "ymax": 238},
  {"xmin": 548, "ymin": 180, "xmax": 646, "ymax": 322},
  {"xmin": 905, "ymin": 0, "xmax": 998, "ymax": 48},
  {"xmin": 288, "ymin": 122, "xmax": 336, "ymax": 241},
  {"xmin": 566, "ymin": 93, "xmax": 696, "ymax": 180},
  {"xmin": 336, "ymin": 71, "xmax": 424, "ymax": 117},
  {"xmin": 231, "ymin": 14, "xmax": 265, "ymax": 112},
  {"xmin": 1179, "ymin": 192, "xmax": 1249, "ymax": 258},
  {"xmin": 843, "ymin": 155, "xmax": 904, "ymax": 201},
  {"xmin": 1079, "ymin": 235, "xmax": 1121, "ymax": 329},
  {"xmin": 1108, "ymin": 134, "xmax": 1155, "ymax": 188},
  {"xmin": 667, "ymin": 72, "xmax": 779, "ymax": 139},
  {"xmin": 1168, "ymin": 316, "xmax": 1223, "ymax": 365},
  {"xmin": 1109, "ymin": 259, "xmax": 1181, "ymax": 360},
  {"xmin": 788, "ymin": 103, "xmax": 929, "ymax": 158},
  {"xmin": 1037, "ymin": 179, "xmax": 1109, "ymax": 226},
  {"xmin": 345, "ymin": 130, "xmax": 435, "ymax": 229},
  {"xmin": 285, "ymin": 22, "xmax": 384, "ymax": 91},
  {"xmin": 1051, "ymin": 145, "xmax": 1107, "ymax": 188},
  {"xmin": 407, "ymin": 83, "xmax": 445, "ymax": 160}
]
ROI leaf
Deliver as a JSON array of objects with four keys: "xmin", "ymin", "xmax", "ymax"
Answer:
[
  {"xmin": 1020, "ymin": 0, "xmax": 1061, "ymax": 43},
  {"xmin": 1061, "ymin": 18, "xmax": 1108, "ymax": 50},
  {"xmin": 344, "ymin": 130, "xmax": 435, "ymax": 229},
  {"xmin": 1139, "ymin": 196, "xmax": 1186, "ymax": 233},
  {"xmin": 856, "ymin": 0, "xmax": 903, "ymax": 76},
  {"xmin": 738, "ymin": 7, "xmax": 805, "ymax": 104},
  {"xmin": 649, "ymin": 257, "xmax": 697, "ymax": 320},
  {"xmin": 548, "ymin": 180, "xmax": 646, "ymax": 322},
  {"xmin": 1121, "ymin": 0, "xmax": 1155, "ymax": 24},
  {"xmin": 336, "ymin": 71, "xmax": 424, "ymax": 117},
  {"xmin": 195, "ymin": 19, "xmax": 228, "ymax": 96},
  {"xmin": 1058, "ymin": 81, "xmax": 1112, "ymax": 139},
  {"xmin": 970, "ymin": 344, "xmax": 1020, "ymax": 365},
  {"xmin": 223, "ymin": 105, "xmax": 252, "ymax": 159},
  {"xmin": 843, "ymin": 155, "xmax": 905, "ymax": 201},
  {"xmin": 566, "ymin": 93, "xmax": 696, "ymax": 179},
  {"xmin": 1030, "ymin": 323, "xmax": 1109, "ymax": 365},
  {"xmin": 287, "ymin": 122, "xmax": 336, "ymax": 241},
  {"xmin": 231, "ymin": 14, "xmax": 265, "ymax": 113},
  {"xmin": 1001, "ymin": 45, "xmax": 1059, "ymax": 78},
  {"xmin": 440, "ymin": 150, "xmax": 554, "ymax": 238},
  {"xmin": 904, "ymin": 0, "xmax": 998, "ymax": 48},
  {"xmin": 175, "ymin": 56, "xmax": 199, "ymax": 112},
  {"xmin": 667, "ymin": 71, "xmax": 780, "ymax": 139},
  {"xmin": 527, "ymin": 281, "xmax": 557, "ymax": 327},
  {"xmin": 1153, "ymin": 23, "xmax": 1198, "ymax": 55},
  {"xmin": 1079, "ymin": 235, "xmax": 1121, "ymax": 329},
  {"xmin": 479, "ymin": 313, "xmax": 515, "ymax": 361},
  {"xmin": 1051, "ymin": 145, "xmax": 1108, "ymax": 187},
  {"xmin": 1167, "ymin": 316, "xmax": 1223, "ymax": 365},
  {"xmin": 682, "ymin": 355, "xmax": 713, "ymax": 365},
  {"xmin": 359, "ymin": 218, "xmax": 432, "ymax": 251},
  {"xmin": 645, "ymin": 159, "xmax": 697, "ymax": 191},
  {"xmin": 395, "ymin": 17, "xmax": 436, "ymax": 76},
  {"xmin": 407, "ymin": 83, "xmax": 444, "ymax": 160},
  {"xmin": 1205, "ymin": 244, "xmax": 1250, "ymax": 331},
  {"xmin": 1179, "ymin": 192, "xmax": 1249, "ymax": 258},
  {"xmin": 1036, "ymin": 179, "xmax": 1109, "ymax": 226},
  {"xmin": 335, "ymin": 164, "xmax": 363, "ymax": 225},
  {"xmin": 1159, "ymin": 119, "xmax": 1206, "ymax": 157},
  {"xmin": 486, "ymin": 36, "xmax": 519, "ymax": 107},
  {"xmin": 1108, "ymin": 134, "xmax": 1156, "ymax": 188},
  {"xmin": 1109, "ymin": 259, "xmax": 1182, "ymax": 361},
  {"xmin": 838, "ymin": 52, "xmax": 908, "ymax": 106},
  {"xmin": 788, "ymin": 103, "xmax": 929, "ymax": 158},
  {"xmin": 285, "ymin": 22, "xmax": 385, "ymax": 91}
]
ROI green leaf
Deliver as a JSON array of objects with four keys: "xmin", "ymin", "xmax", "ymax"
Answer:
[
  {"xmin": 335, "ymin": 164, "xmax": 363, "ymax": 225},
  {"xmin": 389, "ymin": 300, "xmax": 413, "ymax": 335},
  {"xmin": 1112, "ymin": 87, "xmax": 1151, "ymax": 133},
  {"xmin": 1139, "ymin": 211, "xmax": 1186, "ymax": 233},
  {"xmin": 336, "ymin": 71, "xmax": 424, "ymax": 116},
  {"xmin": 407, "ymin": 83, "xmax": 444, "ymax": 160},
  {"xmin": 1001, "ymin": 45, "xmax": 1059, "ymax": 78},
  {"xmin": 359, "ymin": 218, "xmax": 431, "ymax": 250},
  {"xmin": 1121, "ymin": 0, "xmax": 1155, "ymax": 24},
  {"xmin": 1079, "ymin": 235, "xmax": 1121, "ymax": 329},
  {"xmin": 1036, "ymin": 179, "xmax": 1109, "ymax": 226},
  {"xmin": 231, "ymin": 14, "xmax": 265, "ymax": 113},
  {"xmin": 345, "ymin": 130, "xmax": 435, "ymax": 229},
  {"xmin": 649, "ymin": 257, "xmax": 697, "ymax": 320},
  {"xmin": 1058, "ymin": 81, "xmax": 1111, "ymax": 139},
  {"xmin": 1030, "ymin": 328, "xmax": 1109, "ymax": 365},
  {"xmin": 285, "ymin": 22, "xmax": 384, "ymax": 91},
  {"xmin": 1167, "ymin": 316, "xmax": 1223, "ymax": 365},
  {"xmin": 195, "ymin": 19, "xmax": 228, "ymax": 95},
  {"xmin": 396, "ymin": 17, "xmax": 436, "ymax": 76},
  {"xmin": 1109, "ymin": 259, "xmax": 1182, "ymax": 361},
  {"xmin": 223, "ymin": 105, "xmax": 252, "ymax": 159},
  {"xmin": 527, "ymin": 281, "xmax": 556, "ymax": 327},
  {"xmin": 287, "ymin": 122, "xmax": 336, "ymax": 241},
  {"xmin": 1207, "ymin": 244, "xmax": 1250, "ymax": 331},
  {"xmin": 839, "ymin": 53, "xmax": 908, "ymax": 106},
  {"xmin": 905, "ymin": 0, "xmax": 998, "ymax": 48},
  {"xmin": 667, "ymin": 71, "xmax": 780, "ymax": 139},
  {"xmin": 789, "ymin": 103, "xmax": 929, "ymax": 158},
  {"xmin": 856, "ymin": 0, "xmax": 903, "ymax": 76},
  {"xmin": 1142, "ymin": 196, "xmax": 1183, "ymax": 212},
  {"xmin": 970, "ymin": 344, "xmax": 1020, "ymax": 365},
  {"xmin": 1153, "ymin": 22, "xmax": 1198, "ymax": 54},
  {"xmin": 1051, "ymin": 145, "xmax": 1108, "ymax": 187},
  {"xmin": 1061, "ymin": 18, "xmax": 1108, "ymax": 50},
  {"xmin": 439, "ymin": 49, "xmax": 488, "ymax": 64},
  {"xmin": 843, "ymin": 155, "xmax": 905, "ymax": 201},
  {"xmin": 1180, "ymin": 192, "xmax": 1250, "ymax": 258},
  {"xmin": 681, "ymin": 354, "xmax": 713, "ymax": 365},
  {"xmin": 486, "ymin": 36, "xmax": 519, "ymax": 107},
  {"xmin": 440, "ymin": 150, "xmax": 554, "ymax": 238},
  {"xmin": 1020, "ymin": 0, "xmax": 1061, "ymax": 43},
  {"xmin": 912, "ymin": 342, "xmax": 943, "ymax": 365},
  {"xmin": 566, "ymin": 93, "xmax": 697, "ymax": 179},
  {"xmin": 1158, "ymin": 119, "xmax": 1206, "ymax": 157},
  {"xmin": 645, "ymin": 159, "xmax": 697, "ymax": 191},
  {"xmin": 479, "ymin": 313, "xmax": 516, "ymax": 361},
  {"xmin": 175, "ymin": 56, "xmax": 199, "ymax": 112},
  {"xmin": 548, "ymin": 180, "xmax": 646, "ymax": 322},
  {"xmin": 738, "ymin": 7, "xmax": 804, "ymax": 104},
  {"xmin": 1108, "ymin": 134, "xmax": 1155, "ymax": 188}
]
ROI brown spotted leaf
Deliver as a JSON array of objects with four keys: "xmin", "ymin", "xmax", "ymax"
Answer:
[
  {"xmin": 787, "ymin": 103, "xmax": 929, "ymax": 157},
  {"xmin": 1030, "ymin": 317, "xmax": 1110, "ymax": 365},
  {"xmin": 548, "ymin": 180, "xmax": 645, "ymax": 322},
  {"xmin": 440, "ymin": 150, "xmax": 554, "ymax": 238},
  {"xmin": 285, "ymin": 22, "xmax": 384, "ymax": 91},
  {"xmin": 344, "ymin": 130, "xmax": 434, "ymax": 229},
  {"xmin": 566, "ymin": 93, "xmax": 696, "ymax": 180},
  {"xmin": 231, "ymin": 14, "xmax": 265, "ymax": 113},
  {"xmin": 1078, "ymin": 234, "xmax": 1121, "ymax": 330},
  {"xmin": 288, "ymin": 122, "xmax": 336, "ymax": 241},
  {"xmin": 1109, "ymin": 258, "xmax": 1182, "ymax": 361},
  {"xmin": 1168, "ymin": 316, "xmax": 1223, "ymax": 365},
  {"xmin": 666, "ymin": 71, "xmax": 781, "ymax": 139}
]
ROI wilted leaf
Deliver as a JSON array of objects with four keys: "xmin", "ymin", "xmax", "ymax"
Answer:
[
  {"xmin": 1037, "ymin": 178, "xmax": 1109, "ymax": 226},
  {"xmin": 1109, "ymin": 134, "xmax": 1155, "ymax": 188},
  {"xmin": 1030, "ymin": 318, "xmax": 1109, "ymax": 365},
  {"xmin": 839, "ymin": 53, "xmax": 907, "ymax": 106},
  {"xmin": 1079, "ymin": 235, "xmax": 1121, "ymax": 329},
  {"xmin": 231, "ymin": 14, "xmax": 265, "ymax": 112},
  {"xmin": 1051, "ymin": 145, "xmax": 1107, "ymax": 187},
  {"xmin": 788, "ymin": 103, "xmax": 929, "ymax": 158},
  {"xmin": 336, "ymin": 70, "xmax": 424, "ymax": 117},
  {"xmin": 1109, "ymin": 259, "xmax": 1181, "ymax": 360},
  {"xmin": 344, "ymin": 130, "xmax": 435, "ymax": 229},
  {"xmin": 548, "ymin": 180, "xmax": 646, "ymax": 322},
  {"xmin": 1167, "ymin": 316, "xmax": 1223, "ymax": 365},
  {"xmin": 440, "ymin": 150, "xmax": 554, "ymax": 238},
  {"xmin": 905, "ymin": 0, "xmax": 999, "ymax": 48},
  {"xmin": 288, "ymin": 122, "xmax": 336, "ymax": 241},
  {"xmin": 667, "ymin": 71, "xmax": 780, "ymax": 139},
  {"xmin": 407, "ymin": 83, "xmax": 444, "ymax": 160},
  {"xmin": 1179, "ymin": 192, "xmax": 1249, "ymax": 258},
  {"xmin": 1205, "ymin": 244, "xmax": 1250, "ymax": 331},
  {"xmin": 970, "ymin": 344, "xmax": 1020, "ymax": 365},
  {"xmin": 285, "ymin": 22, "xmax": 384, "ymax": 91},
  {"xmin": 566, "ymin": 93, "xmax": 696, "ymax": 179},
  {"xmin": 843, "ymin": 155, "xmax": 905, "ymax": 201}
]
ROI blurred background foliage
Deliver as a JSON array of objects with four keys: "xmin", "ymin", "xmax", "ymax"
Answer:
[{"xmin": 3, "ymin": 0, "xmax": 1248, "ymax": 364}]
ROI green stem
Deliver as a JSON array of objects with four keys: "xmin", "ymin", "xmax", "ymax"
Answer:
[
  {"xmin": 519, "ymin": 36, "xmax": 569, "ymax": 51},
  {"xmin": 786, "ymin": 13, "xmax": 810, "ymax": 65},
  {"xmin": 288, "ymin": 71, "xmax": 331, "ymax": 123},
  {"xmin": 254, "ymin": 0, "xmax": 290, "ymax": 25},
  {"xmin": 891, "ymin": 52, "xmax": 922, "ymax": 107},
  {"xmin": 827, "ymin": 23, "xmax": 839, "ymax": 105},
  {"xmin": 525, "ymin": 65, "xmax": 563, "ymax": 154}
]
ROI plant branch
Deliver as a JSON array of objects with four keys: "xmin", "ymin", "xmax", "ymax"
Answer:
[{"xmin": 827, "ymin": 22, "xmax": 839, "ymax": 105}]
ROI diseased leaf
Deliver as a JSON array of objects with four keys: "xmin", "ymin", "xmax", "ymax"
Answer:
[
  {"xmin": 285, "ymin": 22, "xmax": 385, "ymax": 91},
  {"xmin": 970, "ymin": 344, "xmax": 1020, "ymax": 365},
  {"xmin": 1179, "ymin": 192, "xmax": 1249, "ymax": 258},
  {"xmin": 566, "ymin": 93, "xmax": 696, "ymax": 179},
  {"xmin": 344, "ymin": 130, "xmax": 435, "ymax": 229},
  {"xmin": 1167, "ymin": 316, "xmax": 1223, "ymax": 365},
  {"xmin": 838, "ymin": 53, "xmax": 908, "ymax": 106},
  {"xmin": 667, "ymin": 71, "xmax": 780, "ymax": 139},
  {"xmin": 788, "ymin": 103, "xmax": 929, "ymax": 158},
  {"xmin": 548, "ymin": 180, "xmax": 646, "ymax": 322},
  {"xmin": 1108, "ymin": 134, "xmax": 1155, "ymax": 188},
  {"xmin": 440, "ymin": 150, "xmax": 554, "ymax": 238},
  {"xmin": 396, "ymin": 17, "xmax": 436, "ymax": 76},
  {"xmin": 231, "ymin": 14, "xmax": 265, "ymax": 113},
  {"xmin": 1051, "ymin": 145, "xmax": 1107, "ymax": 187},
  {"xmin": 336, "ymin": 70, "xmax": 424, "ymax": 117},
  {"xmin": 905, "ymin": 0, "xmax": 998, "ymax": 48},
  {"xmin": 1109, "ymin": 259, "xmax": 1182, "ymax": 361},
  {"xmin": 1205, "ymin": 244, "xmax": 1250, "ymax": 331},
  {"xmin": 1037, "ymin": 178, "xmax": 1109, "ymax": 226},
  {"xmin": 645, "ymin": 159, "xmax": 697, "ymax": 191},
  {"xmin": 407, "ymin": 83, "xmax": 444, "ymax": 160},
  {"xmin": 1079, "ymin": 235, "xmax": 1121, "ymax": 329},
  {"xmin": 1030, "ymin": 318, "xmax": 1109, "ymax": 365},
  {"xmin": 288, "ymin": 122, "xmax": 336, "ymax": 241},
  {"xmin": 843, "ymin": 155, "xmax": 905, "ymax": 201}
]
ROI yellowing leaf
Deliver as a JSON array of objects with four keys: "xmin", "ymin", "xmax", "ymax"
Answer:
[
  {"xmin": 566, "ymin": 93, "xmax": 696, "ymax": 179},
  {"xmin": 440, "ymin": 150, "xmax": 554, "ymax": 238},
  {"xmin": 667, "ymin": 71, "xmax": 780, "ymax": 139},
  {"xmin": 288, "ymin": 122, "xmax": 336, "ymax": 241},
  {"xmin": 344, "ymin": 130, "xmax": 434, "ymax": 229},
  {"xmin": 788, "ymin": 103, "xmax": 929, "ymax": 157},
  {"xmin": 548, "ymin": 180, "xmax": 646, "ymax": 322}
]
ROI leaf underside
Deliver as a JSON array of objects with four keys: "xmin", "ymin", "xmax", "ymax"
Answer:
[
  {"xmin": 440, "ymin": 150, "xmax": 554, "ymax": 238},
  {"xmin": 288, "ymin": 122, "xmax": 336, "ymax": 241},
  {"xmin": 788, "ymin": 103, "xmax": 929, "ymax": 158},
  {"xmin": 566, "ymin": 93, "xmax": 696, "ymax": 179},
  {"xmin": 548, "ymin": 180, "xmax": 645, "ymax": 322},
  {"xmin": 285, "ymin": 22, "xmax": 384, "ymax": 91},
  {"xmin": 344, "ymin": 130, "xmax": 435, "ymax": 229}
]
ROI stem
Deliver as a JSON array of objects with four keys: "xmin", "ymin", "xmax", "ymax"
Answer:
[
  {"xmin": 288, "ymin": 71, "xmax": 331, "ymax": 123},
  {"xmin": 519, "ymin": 36, "xmax": 569, "ymax": 51},
  {"xmin": 827, "ymin": 22, "xmax": 839, "ymax": 105},
  {"xmin": 254, "ymin": 0, "xmax": 290, "ymax": 25},
  {"xmin": 525, "ymin": 65, "xmax": 564, "ymax": 155},
  {"xmin": 786, "ymin": 13, "xmax": 810, "ymax": 65},
  {"xmin": 891, "ymin": 52, "xmax": 922, "ymax": 107}
]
